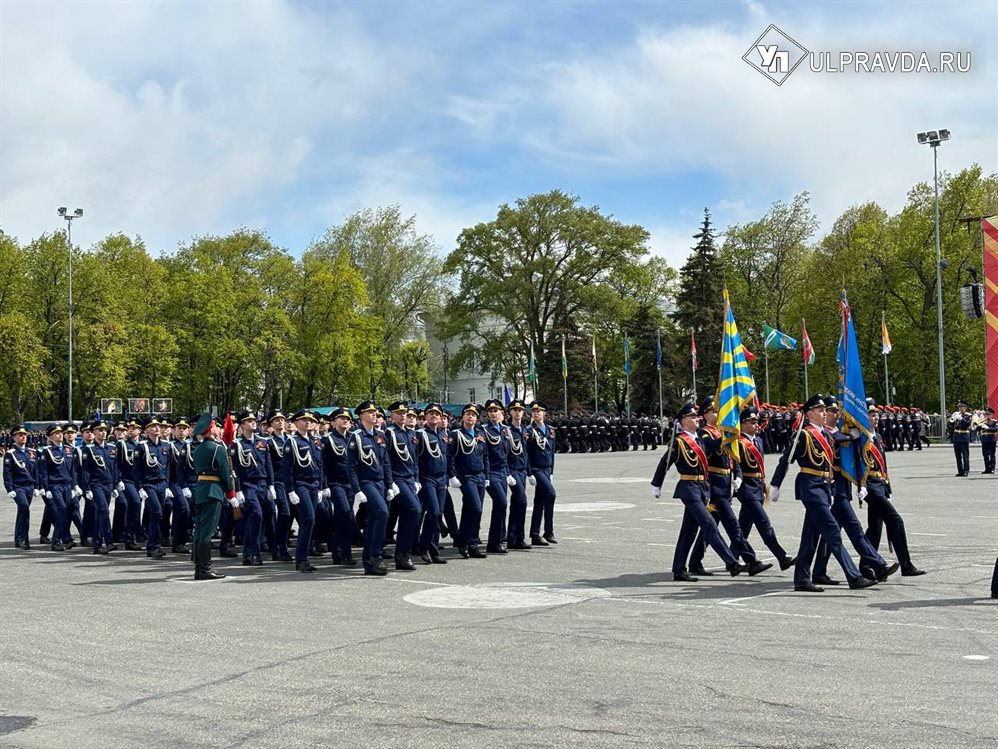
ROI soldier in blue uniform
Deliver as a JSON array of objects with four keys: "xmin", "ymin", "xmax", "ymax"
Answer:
[
  {"xmin": 415, "ymin": 403, "xmax": 449, "ymax": 564},
  {"xmin": 978, "ymin": 407, "xmax": 996, "ymax": 474},
  {"xmin": 811, "ymin": 397, "xmax": 899, "ymax": 586},
  {"xmin": 37, "ymin": 424, "xmax": 73, "ymax": 551},
  {"xmin": 347, "ymin": 400, "xmax": 393, "ymax": 575},
  {"xmin": 651, "ymin": 402, "xmax": 746, "ymax": 581},
  {"xmin": 384, "ymin": 401, "xmax": 421, "ymax": 570},
  {"xmin": 734, "ymin": 406, "xmax": 796, "ymax": 572},
  {"xmin": 115, "ymin": 418, "xmax": 145, "ymax": 550},
  {"xmin": 504, "ymin": 399, "xmax": 532, "ymax": 551},
  {"xmin": 3, "ymin": 424, "xmax": 38, "ymax": 550},
  {"xmin": 62, "ymin": 422, "xmax": 86, "ymax": 545},
  {"xmin": 262, "ymin": 410, "xmax": 293, "ymax": 562},
  {"xmin": 861, "ymin": 400, "xmax": 926, "ymax": 578},
  {"xmin": 167, "ymin": 417, "xmax": 194, "ymax": 553},
  {"xmin": 283, "ymin": 409, "xmax": 324, "ymax": 573},
  {"xmin": 482, "ymin": 399, "xmax": 513, "ymax": 554},
  {"xmin": 230, "ymin": 411, "xmax": 274, "ymax": 566},
  {"xmin": 448, "ymin": 403, "xmax": 489, "ymax": 558},
  {"xmin": 135, "ymin": 417, "xmax": 172, "ymax": 559},
  {"xmin": 81, "ymin": 420, "xmax": 118, "ymax": 554},
  {"xmin": 770, "ymin": 393, "xmax": 877, "ymax": 592},
  {"xmin": 525, "ymin": 401, "xmax": 558, "ymax": 547},
  {"xmin": 949, "ymin": 400, "xmax": 973, "ymax": 476},
  {"xmin": 78, "ymin": 422, "xmax": 95, "ymax": 546},
  {"xmin": 322, "ymin": 406, "xmax": 358, "ymax": 566}
]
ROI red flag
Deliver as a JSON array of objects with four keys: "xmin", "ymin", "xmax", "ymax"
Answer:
[
  {"xmin": 222, "ymin": 411, "xmax": 236, "ymax": 446},
  {"xmin": 743, "ymin": 344, "xmax": 756, "ymax": 362},
  {"xmin": 690, "ymin": 331, "xmax": 698, "ymax": 372},
  {"xmin": 801, "ymin": 322, "xmax": 815, "ymax": 365}
]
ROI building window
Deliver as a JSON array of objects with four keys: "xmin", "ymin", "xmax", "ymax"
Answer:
[{"xmin": 469, "ymin": 388, "xmax": 476, "ymax": 403}]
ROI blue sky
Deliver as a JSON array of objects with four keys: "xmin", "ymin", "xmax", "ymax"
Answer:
[{"xmin": 1, "ymin": 0, "xmax": 995, "ymax": 268}]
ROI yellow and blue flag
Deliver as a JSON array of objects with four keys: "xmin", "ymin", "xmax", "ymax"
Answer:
[
  {"xmin": 837, "ymin": 290, "xmax": 872, "ymax": 484},
  {"xmin": 715, "ymin": 290, "xmax": 758, "ymax": 458}
]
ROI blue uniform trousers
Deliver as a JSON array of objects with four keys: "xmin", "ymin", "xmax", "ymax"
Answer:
[
  {"xmin": 122, "ymin": 481, "xmax": 143, "ymax": 542},
  {"xmin": 272, "ymin": 483, "xmax": 291, "ymax": 555},
  {"xmin": 672, "ymin": 494, "xmax": 737, "ymax": 574},
  {"xmin": 359, "ymin": 482, "xmax": 388, "ymax": 565},
  {"xmin": 442, "ymin": 489, "xmax": 463, "ymax": 546},
  {"xmin": 142, "ymin": 483, "xmax": 167, "ymax": 552},
  {"xmin": 528, "ymin": 470, "xmax": 556, "ymax": 537},
  {"xmin": 291, "ymin": 484, "xmax": 317, "ymax": 564},
  {"xmin": 90, "ymin": 485, "xmax": 114, "ymax": 549},
  {"xmin": 327, "ymin": 483, "xmax": 356, "ymax": 558},
  {"xmin": 953, "ymin": 442, "xmax": 970, "ymax": 475},
  {"xmin": 11, "ymin": 488, "xmax": 32, "ymax": 544},
  {"xmin": 814, "ymin": 496, "xmax": 886, "ymax": 577},
  {"xmin": 737, "ymin": 494, "xmax": 790, "ymax": 565},
  {"xmin": 167, "ymin": 484, "xmax": 191, "ymax": 548},
  {"xmin": 418, "ymin": 475, "xmax": 446, "ymax": 557},
  {"xmin": 82, "ymin": 499, "xmax": 94, "ymax": 542},
  {"xmin": 795, "ymin": 494, "xmax": 862, "ymax": 585},
  {"xmin": 506, "ymin": 469, "xmax": 528, "ymax": 544},
  {"xmin": 458, "ymin": 476, "xmax": 485, "ymax": 550},
  {"xmin": 690, "ymin": 494, "xmax": 757, "ymax": 568},
  {"xmin": 257, "ymin": 490, "xmax": 276, "ymax": 551},
  {"xmin": 241, "ymin": 483, "xmax": 265, "ymax": 559},
  {"xmin": 863, "ymin": 492, "xmax": 914, "ymax": 571},
  {"xmin": 485, "ymin": 472, "xmax": 509, "ymax": 547},
  {"xmin": 393, "ymin": 478, "xmax": 421, "ymax": 558},
  {"xmin": 44, "ymin": 485, "xmax": 71, "ymax": 544}
]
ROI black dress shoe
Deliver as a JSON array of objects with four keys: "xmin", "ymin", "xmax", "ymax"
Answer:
[
  {"xmin": 468, "ymin": 548, "xmax": 488, "ymax": 559},
  {"xmin": 63, "ymin": 540, "xmax": 76, "ymax": 550},
  {"xmin": 40, "ymin": 536, "xmax": 51, "ymax": 545},
  {"xmin": 876, "ymin": 562, "xmax": 900, "ymax": 581},
  {"xmin": 420, "ymin": 551, "xmax": 433, "ymax": 565},
  {"xmin": 486, "ymin": 545, "xmax": 508, "ymax": 554},
  {"xmin": 15, "ymin": 541, "xmax": 30, "ymax": 550},
  {"xmin": 530, "ymin": 535, "xmax": 549, "ymax": 547},
  {"xmin": 794, "ymin": 582, "xmax": 824, "ymax": 593},
  {"xmin": 242, "ymin": 556, "xmax": 263, "ymax": 566},
  {"xmin": 509, "ymin": 540, "xmax": 531, "ymax": 550},
  {"xmin": 106, "ymin": 544, "xmax": 118, "ymax": 552},
  {"xmin": 813, "ymin": 574, "xmax": 840, "ymax": 586},
  {"xmin": 779, "ymin": 556, "xmax": 797, "ymax": 571},
  {"xmin": 673, "ymin": 572, "xmax": 699, "ymax": 582},
  {"xmin": 901, "ymin": 567, "xmax": 927, "ymax": 576},
  {"xmin": 395, "ymin": 556, "xmax": 417, "ymax": 571},
  {"xmin": 456, "ymin": 545, "xmax": 470, "ymax": 559},
  {"xmin": 172, "ymin": 545, "xmax": 191, "ymax": 554},
  {"xmin": 92, "ymin": 546, "xmax": 103, "ymax": 554},
  {"xmin": 380, "ymin": 550, "xmax": 393, "ymax": 560},
  {"xmin": 543, "ymin": 534, "xmax": 558, "ymax": 544},
  {"xmin": 147, "ymin": 548, "xmax": 167, "ymax": 559},
  {"xmin": 309, "ymin": 549, "xmax": 326, "ymax": 558},
  {"xmin": 430, "ymin": 555, "xmax": 448, "ymax": 564},
  {"xmin": 748, "ymin": 561, "xmax": 774, "ymax": 576},
  {"xmin": 727, "ymin": 562, "xmax": 748, "ymax": 576},
  {"xmin": 339, "ymin": 556, "xmax": 358, "ymax": 566},
  {"xmin": 296, "ymin": 561, "xmax": 317, "ymax": 573},
  {"xmin": 219, "ymin": 548, "xmax": 239, "ymax": 558},
  {"xmin": 51, "ymin": 543, "xmax": 67, "ymax": 552},
  {"xmin": 125, "ymin": 541, "xmax": 142, "ymax": 551},
  {"xmin": 364, "ymin": 564, "xmax": 388, "ymax": 576},
  {"xmin": 689, "ymin": 567, "xmax": 715, "ymax": 577},
  {"xmin": 848, "ymin": 576, "xmax": 878, "ymax": 590}
]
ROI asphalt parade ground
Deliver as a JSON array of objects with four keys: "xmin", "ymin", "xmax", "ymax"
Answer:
[{"xmin": 1, "ymin": 446, "xmax": 996, "ymax": 749}]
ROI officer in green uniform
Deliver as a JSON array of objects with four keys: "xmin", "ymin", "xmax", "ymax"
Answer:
[{"xmin": 191, "ymin": 412, "xmax": 235, "ymax": 580}]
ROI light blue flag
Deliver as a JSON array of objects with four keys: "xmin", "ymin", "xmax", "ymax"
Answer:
[{"xmin": 837, "ymin": 291, "xmax": 871, "ymax": 485}]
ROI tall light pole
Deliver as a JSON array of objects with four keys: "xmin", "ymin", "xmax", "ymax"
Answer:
[
  {"xmin": 917, "ymin": 129, "xmax": 949, "ymax": 415},
  {"xmin": 57, "ymin": 207, "xmax": 84, "ymax": 423}
]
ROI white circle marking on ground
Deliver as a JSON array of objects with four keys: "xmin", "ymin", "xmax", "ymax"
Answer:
[
  {"xmin": 555, "ymin": 502, "xmax": 635, "ymax": 512},
  {"xmin": 403, "ymin": 582, "xmax": 611, "ymax": 609},
  {"xmin": 962, "ymin": 655, "xmax": 990, "ymax": 661}
]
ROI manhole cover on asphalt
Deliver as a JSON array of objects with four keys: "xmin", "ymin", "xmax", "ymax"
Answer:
[
  {"xmin": 554, "ymin": 502, "xmax": 635, "ymax": 512},
  {"xmin": 403, "ymin": 582, "xmax": 610, "ymax": 609}
]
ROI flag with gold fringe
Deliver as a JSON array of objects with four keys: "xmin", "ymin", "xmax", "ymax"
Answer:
[{"xmin": 715, "ymin": 289, "xmax": 758, "ymax": 458}]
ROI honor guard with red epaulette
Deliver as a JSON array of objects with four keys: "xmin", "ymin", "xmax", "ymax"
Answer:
[
  {"xmin": 734, "ymin": 406, "xmax": 796, "ymax": 572},
  {"xmin": 81, "ymin": 420, "xmax": 118, "ymax": 554},
  {"xmin": 769, "ymin": 393, "xmax": 877, "ymax": 592},
  {"xmin": 347, "ymin": 401, "xmax": 393, "ymax": 575},
  {"xmin": 3, "ymin": 424, "xmax": 38, "ymax": 550},
  {"xmin": 651, "ymin": 402, "xmax": 746, "ymax": 582}
]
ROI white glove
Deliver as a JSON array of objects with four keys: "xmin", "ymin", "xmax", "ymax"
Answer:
[
  {"xmin": 858, "ymin": 486, "xmax": 868, "ymax": 501},
  {"xmin": 848, "ymin": 427, "xmax": 861, "ymax": 438},
  {"xmin": 182, "ymin": 488, "xmax": 192, "ymax": 499},
  {"xmin": 116, "ymin": 481, "xmax": 125, "ymax": 492},
  {"xmin": 7, "ymin": 490, "xmax": 16, "ymax": 500},
  {"xmin": 111, "ymin": 490, "xmax": 119, "ymax": 500},
  {"xmin": 33, "ymin": 489, "xmax": 43, "ymax": 500},
  {"xmin": 528, "ymin": 476, "xmax": 536, "ymax": 486},
  {"xmin": 354, "ymin": 491, "xmax": 367, "ymax": 504},
  {"xmin": 414, "ymin": 481, "xmax": 422, "ymax": 493},
  {"xmin": 268, "ymin": 485, "xmax": 277, "ymax": 501},
  {"xmin": 85, "ymin": 491, "xmax": 94, "ymax": 501},
  {"xmin": 769, "ymin": 486, "xmax": 780, "ymax": 503},
  {"xmin": 506, "ymin": 475, "xmax": 517, "ymax": 487},
  {"xmin": 288, "ymin": 491, "xmax": 300, "ymax": 505},
  {"xmin": 732, "ymin": 477, "xmax": 743, "ymax": 493},
  {"xmin": 45, "ymin": 490, "xmax": 53, "ymax": 499},
  {"xmin": 165, "ymin": 488, "xmax": 174, "ymax": 499},
  {"xmin": 236, "ymin": 491, "xmax": 245, "ymax": 504},
  {"xmin": 391, "ymin": 482, "xmax": 400, "ymax": 497},
  {"xmin": 485, "ymin": 479, "xmax": 490, "ymax": 487},
  {"xmin": 448, "ymin": 477, "xmax": 461, "ymax": 488},
  {"xmin": 138, "ymin": 488, "xmax": 148, "ymax": 500},
  {"xmin": 228, "ymin": 496, "xmax": 240, "ymax": 508},
  {"xmin": 73, "ymin": 485, "xmax": 83, "ymax": 497},
  {"xmin": 651, "ymin": 486, "xmax": 661, "ymax": 499}
]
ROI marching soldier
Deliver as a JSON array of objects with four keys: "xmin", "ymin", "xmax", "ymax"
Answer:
[
  {"xmin": 415, "ymin": 403, "xmax": 449, "ymax": 564},
  {"xmin": 262, "ymin": 410, "xmax": 293, "ymax": 562},
  {"xmin": 190, "ymin": 413, "xmax": 233, "ymax": 580},
  {"xmin": 505, "ymin": 399, "xmax": 532, "ymax": 550},
  {"xmin": 3, "ymin": 424, "xmax": 38, "ymax": 550},
  {"xmin": 167, "ymin": 417, "xmax": 194, "ymax": 554},
  {"xmin": 949, "ymin": 400, "xmax": 972, "ymax": 476},
  {"xmin": 347, "ymin": 400, "xmax": 393, "ymax": 576},
  {"xmin": 135, "ymin": 417, "xmax": 172, "ymax": 559},
  {"xmin": 383, "ymin": 401, "xmax": 421, "ymax": 571},
  {"xmin": 482, "ymin": 399, "xmax": 513, "ymax": 554},
  {"xmin": 978, "ymin": 407, "xmax": 996, "ymax": 474},
  {"xmin": 60, "ymin": 422, "xmax": 86, "ymax": 545},
  {"xmin": 230, "ymin": 411, "xmax": 274, "ymax": 566},
  {"xmin": 37, "ymin": 424, "xmax": 73, "ymax": 551},
  {"xmin": 526, "ymin": 400, "xmax": 558, "ymax": 546},
  {"xmin": 448, "ymin": 403, "xmax": 489, "ymax": 558},
  {"xmin": 322, "ymin": 407, "xmax": 358, "ymax": 566},
  {"xmin": 81, "ymin": 420, "xmax": 118, "ymax": 554},
  {"xmin": 114, "ymin": 418, "xmax": 145, "ymax": 550},
  {"xmin": 283, "ymin": 409, "xmax": 324, "ymax": 573}
]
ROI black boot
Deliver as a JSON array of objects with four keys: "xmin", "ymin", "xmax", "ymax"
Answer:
[{"xmin": 197, "ymin": 541, "xmax": 225, "ymax": 581}]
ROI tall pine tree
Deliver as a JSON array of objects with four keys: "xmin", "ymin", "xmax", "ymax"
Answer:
[{"xmin": 673, "ymin": 208, "xmax": 725, "ymax": 401}]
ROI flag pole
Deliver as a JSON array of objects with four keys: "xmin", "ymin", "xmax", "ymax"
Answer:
[
  {"xmin": 592, "ymin": 334, "xmax": 599, "ymax": 414},
  {"xmin": 691, "ymin": 328, "xmax": 697, "ymax": 399},
  {"xmin": 882, "ymin": 311, "xmax": 890, "ymax": 405},
  {"xmin": 624, "ymin": 334, "xmax": 631, "ymax": 418},
  {"xmin": 764, "ymin": 345, "xmax": 771, "ymax": 404},
  {"xmin": 657, "ymin": 328, "xmax": 664, "ymax": 425},
  {"xmin": 562, "ymin": 333, "xmax": 568, "ymax": 416},
  {"xmin": 802, "ymin": 317, "xmax": 809, "ymax": 398}
]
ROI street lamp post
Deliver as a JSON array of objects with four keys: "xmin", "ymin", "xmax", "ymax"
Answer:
[
  {"xmin": 917, "ymin": 129, "xmax": 950, "ymax": 415},
  {"xmin": 57, "ymin": 207, "xmax": 84, "ymax": 424}
]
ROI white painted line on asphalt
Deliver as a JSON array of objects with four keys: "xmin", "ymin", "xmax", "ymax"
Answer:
[
  {"xmin": 719, "ymin": 591, "xmax": 788, "ymax": 606},
  {"xmin": 963, "ymin": 655, "xmax": 990, "ymax": 661},
  {"xmin": 559, "ymin": 537, "xmax": 596, "ymax": 543},
  {"xmin": 647, "ymin": 542, "xmax": 675, "ymax": 548},
  {"xmin": 641, "ymin": 517, "xmax": 671, "ymax": 522},
  {"xmin": 910, "ymin": 532, "xmax": 947, "ymax": 536}
]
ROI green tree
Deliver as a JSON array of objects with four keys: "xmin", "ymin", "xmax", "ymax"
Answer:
[{"xmin": 0, "ymin": 313, "xmax": 52, "ymax": 423}]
